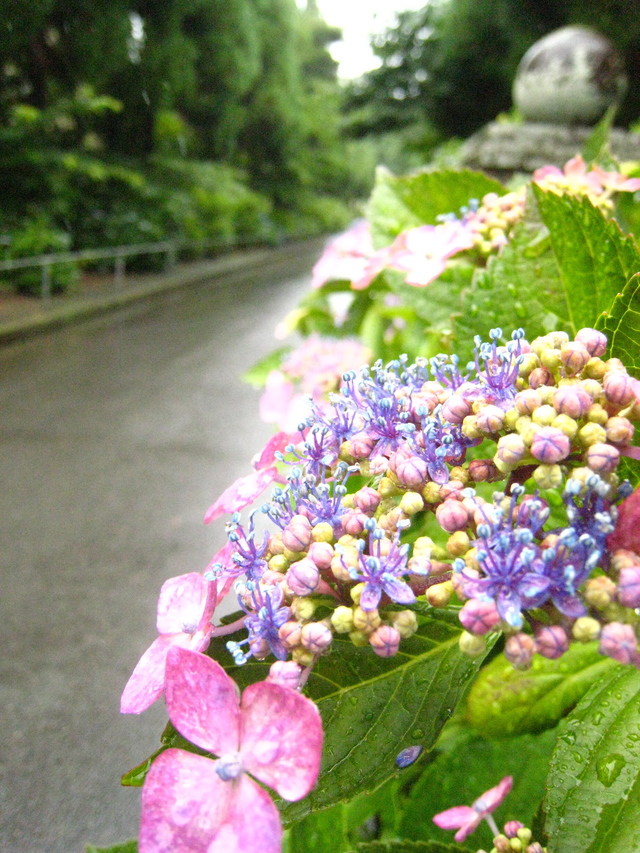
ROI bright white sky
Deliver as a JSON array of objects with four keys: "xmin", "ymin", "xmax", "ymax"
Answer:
[{"xmin": 311, "ymin": 0, "xmax": 429, "ymax": 80}]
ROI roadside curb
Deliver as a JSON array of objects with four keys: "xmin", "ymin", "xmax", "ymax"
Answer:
[{"xmin": 0, "ymin": 237, "xmax": 325, "ymax": 346}]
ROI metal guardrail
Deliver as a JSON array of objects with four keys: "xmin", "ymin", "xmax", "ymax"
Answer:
[{"xmin": 0, "ymin": 237, "xmax": 235, "ymax": 301}]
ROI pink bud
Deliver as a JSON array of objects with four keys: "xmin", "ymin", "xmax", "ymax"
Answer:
[
  {"xmin": 514, "ymin": 389, "xmax": 542, "ymax": 415},
  {"xmin": 435, "ymin": 499, "xmax": 470, "ymax": 533},
  {"xmin": 282, "ymin": 514, "xmax": 313, "ymax": 552},
  {"xmin": 553, "ymin": 385, "xmax": 592, "ymax": 419},
  {"xmin": 395, "ymin": 455, "xmax": 428, "ymax": 489},
  {"xmin": 586, "ymin": 442, "xmax": 620, "ymax": 474},
  {"xmin": 599, "ymin": 622, "xmax": 640, "ymax": 666},
  {"xmin": 459, "ymin": 599, "xmax": 501, "ymax": 634},
  {"xmin": 504, "ymin": 821, "xmax": 525, "ymax": 839},
  {"xmin": 439, "ymin": 480, "xmax": 465, "ymax": 500},
  {"xmin": 530, "ymin": 427, "xmax": 570, "ymax": 463},
  {"xmin": 495, "ymin": 434, "xmax": 526, "ymax": 467},
  {"xmin": 278, "ymin": 621, "xmax": 302, "ymax": 649},
  {"xmin": 535, "ymin": 625, "xmax": 568, "ymax": 659},
  {"xmin": 300, "ymin": 621, "xmax": 333, "ymax": 653},
  {"xmin": 342, "ymin": 508, "xmax": 369, "ymax": 536},
  {"xmin": 528, "ymin": 367, "xmax": 554, "ymax": 389},
  {"xmin": 267, "ymin": 660, "xmax": 303, "ymax": 689},
  {"xmin": 560, "ymin": 342, "xmax": 591, "ymax": 375},
  {"xmin": 369, "ymin": 624, "xmax": 401, "ymax": 657},
  {"xmin": 617, "ymin": 565, "xmax": 640, "ymax": 608},
  {"xmin": 349, "ymin": 431, "xmax": 375, "ymax": 459},
  {"xmin": 476, "ymin": 404, "xmax": 506, "ymax": 434},
  {"xmin": 504, "ymin": 632, "xmax": 536, "ymax": 669},
  {"xmin": 307, "ymin": 541, "xmax": 334, "ymax": 570},
  {"xmin": 353, "ymin": 486, "xmax": 381, "ymax": 514},
  {"xmin": 603, "ymin": 370, "xmax": 636, "ymax": 407},
  {"xmin": 441, "ymin": 393, "xmax": 473, "ymax": 424},
  {"xmin": 286, "ymin": 558, "xmax": 320, "ymax": 595},
  {"xmin": 606, "ymin": 416, "xmax": 634, "ymax": 445},
  {"xmin": 575, "ymin": 327, "xmax": 607, "ymax": 357},
  {"xmin": 468, "ymin": 458, "xmax": 502, "ymax": 482}
]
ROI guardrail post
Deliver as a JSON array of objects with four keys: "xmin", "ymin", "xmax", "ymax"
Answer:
[
  {"xmin": 165, "ymin": 244, "xmax": 177, "ymax": 271},
  {"xmin": 41, "ymin": 264, "xmax": 52, "ymax": 302},
  {"xmin": 114, "ymin": 255, "xmax": 126, "ymax": 288}
]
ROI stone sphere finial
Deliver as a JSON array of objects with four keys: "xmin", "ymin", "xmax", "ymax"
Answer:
[{"xmin": 513, "ymin": 26, "xmax": 627, "ymax": 125}]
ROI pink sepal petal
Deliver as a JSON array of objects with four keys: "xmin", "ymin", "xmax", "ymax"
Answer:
[
  {"xmin": 140, "ymin": 750, "xmax": 282, "ymax": 853},
  {"xmin": 253, "ymin": 431, "xmax": 293, "ymax": 469},
  {"xmin": 204, "ymin": 466, "xmax": 279, "ymax": 523},
  {"xmin": 432, "ymin": 804, "xmax": 478, "ymax": 831},
  {"xmin": 477, "ymin": 775, "xmax": 513, "ymax": 811},
  {"xmin": 156, "ymin": 572, "xmax": 214, "ymax": 635},
  {"xmin": 120, "ymin": 633, "xmax": 192, "ymax": 715},
  {"xmin": 165, "ymin": 647, "xmax": 240, "ymax": 756},
  {"xmin": 240, "ymin": 681, "xmax": 323, "ymax": 801}
]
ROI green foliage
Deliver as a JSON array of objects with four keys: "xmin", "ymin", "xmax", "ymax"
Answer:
[
  {"xmin": 1, "ymin": 216, "xmax": 78, "ymax": 294},
  {"xmin": 596, "ymin": 273, "xmax": 640, "ymax": 377},
  {"xmin": 544, "ymin": 665, "xmax": 640, "ymax": 853},
  {"xmin": 85, "ymin": 842, "xmax": 137, "ymax": 853},
  {"xmin": 347, "ymin": 844, "xmax": 473, "ymax": 853},
  {"xmin": 466, "ymin": 644, "xmax": 616, "ymax": 737}
]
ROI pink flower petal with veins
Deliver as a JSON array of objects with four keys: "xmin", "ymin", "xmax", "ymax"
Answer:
[
  {"xmin": 165, "ymin": 646, "xmax": 240, "ymax": 756},
  {"xmin": 204, "ymin": 466, "xmax": 279, "ymax": 523},
  {"xmin": 121, "ymin": 634, "xmax": 192, "ymax": 714},
  {"xmin": 252, "ymin": 430, "xmax": 293, "ymax": 469},
  {"xmin": 240, "ymin": 680, "xmax": 323, "ymax": 801},
  {"xmin": 156, "ymin": 573, "xmax": 214, "ymax": 635},
  {"xmin": 140, "ymin": 750, "xmax": 282, "ymax": 853},
  {"xmin": 433, "ymin": 805, "xmax": 478, "ymax": 833}
]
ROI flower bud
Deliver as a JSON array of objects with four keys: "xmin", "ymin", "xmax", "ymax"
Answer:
[
  {"xmin": 586, "ymin": 403, "xmax": 608, "ymax": 424},
  {"xmin": 342, "ymin": 508, "xmax": 369, "ymax": 536},
  {"xmin": 378, "ymin": 476, "xmax": 401, "ymax": 498},
  {"xmin": 606, "ymin": 416, "xmax": 634, "ymax": 445},
  {"xmin": 278, "ymin": 621, "xmax": 302, "ymax": 649},
  {"xmin": 349, "ymin": 629, "xmax": 370, "ymax": 647},
  {"xmin": 553, "ymin": 385, "xmax": 591, "ymax": 419},
  {"xmin": 301, "ymin": 621, "xmax": 333, "ymax": 653},
  {"xmin": 468, "ymin": 458, "xmax": 502, "ymax": 482},
  {"xmin": 291, "ymin": 597, "xmax": 316, "ymax": 621},
  {"xmin": 517, "ymin": 828, "xmax": 532, "ymax": 845},
  {"xmin": 421, "ymin": 481, "xmax": 442, "ymax": 504},
  {"xmin": 441, "ymin": 393, "xmax": 473, "ymax": 424},
  {"xmin": 586, "ymin": 442, "xmax": 620, "ymax": 474},
  {"xmin": 395, "ymin": 455, "xmax": 428, "ymax": 489},
  {"xmin": 311, "ymin": 522, "xmax": 334, "ymax": 543},
  {"xmin": 436, "ymin": 499, "xmax": 470, "ymax": 533},
  {"xmin": 413, "ymin": 536, "xmax": 434, "ymax": 558},
  {"xmin": 349, "ymin": 431, "xmax": 375, "ymax": 458},
  {"xmin": 504, "ymin": 821, "xmax": 526, "ymax": 840},
  {"xmin": 476, "ymin": 404, "xmax": 506, "ymax": 434},
  {"xmin": 572, "ymin": 616, "xmax": 601, "ymax": 642},
  {"xmin": 353, "ymin": 486, "xmax": 381, "ymax": 514},
  {"xmin": 528, "ymin": 366, "xmax": 554, "ymax": 389},
  {"xmin": 560, "ymin": 342, "xmax": 591, "ymax": 375},
  {"xmin": 350, "ymin": 581, "xmax": 365, "ymax": 604},
  {"xmin": 551, "ymin": 413, "xmax": 578, "ymax": 440},
  {"xmin": 535, "ymin": 625, "xmax": 568, "ymax": 659},
  {"xmin": 526, "ymin": 843, "xmax": 544, "ymax": 853},
  {"xmin": 584, "ymin": 356, "xmax": 607, "ymax": 380},
  {"xmin": 578, "ymin": 421, "xmax": 607, "ymax": 447},
  {"xmin": 575, "ymin": 327, "xmax": 607, "ymax": 357},
  {"xmin": 390, "ymin": 610, "xmax": 418, "ymax": 638},
  {"xmin": 461, "ymin": 415, "xmax": 483, "ymax": 439},
  {"xmin": 459, "ymin": 598, "xmax": 501, "ymax": 634},
  {"xmin": 617, "ymin": 564, "xmax": 640, "ymax": 608},
  {"xmin": 399, "ymin": 491, "xmax": 425, "ymax": 515},
  {"xmin": 369, "ymin": 624, "xmax": 401, "ymax": 657},
  {"xmin": 286, "ymin": 558, "xmax": 320, "ymax": 595},
  {"xmin": 579, "ymin": 377, "xmax": 603, "ymax": 400},
  {"xmin": 531, "ymin": 404, "xmax": 557, "ymax": 426},
  {"xmin": 427, "ymin": 580, "xmax": 454, "ymax": 607},
  {"xmin": 518, "ymin": 352, "xmax": 540, "ymax": 377},
  {"xmin": 282, "ymin": 514, "xmax": 313, "ymax": 552},
  {"xmin": 307, "ymin": 540, "xmax": 334, "ymax": 570},
  {"xmin": 585, "ymin": 575, "xmax": 617, "ymax": 609},
  {"xmin": 449, "ymin": 466, "xmax": 470, "ymax": 485},
  {"xmin": 514, "ymin": 389, "xmax": 542, "ymax": 415},
  {"xmin": 446, "ymin": 530, "xmax": 470, "ymax": 557},
  {"xmin": 530, "ymin": 426, "xmax": 570, "ymax": 463},
  {"xmin": 504, "ymin": 633, "xmax": 536, "ymax": 669},
  {"xmin": 495, "ymin": 434, "xmax": 526, "ymax": 471},
  {"xmin": 292, "ymin": 646, "xmax": 316, "ymax": 666},
  {"xmin": 493, "ymin": 836, "xmax": 512, "ymax": 853},
  {"xmin": 269, "ymin": 554, "xmax": 289, "ymax": 573},
  {"xmin": 599, "ymin": 621, "xmax": 640, "ymax": 665},
  {"xmin": 459, "ymin": 630, "xmax": 487, "ymax": 657},
  {"xmin": 603, "ymin": 370, "xmax": 636, "ymax": 407},
  {"xmin": 540, "ymin": 349, "xmax": 562, "ymax": 372},
  {"xmin": 330, "ymin": 605, "xmax": 354, "ymax": 634},
  {"xmin": 353, "ymin": 606, "xmax": 381, "ymax": 633},
  {"xmin": 267, "ymin": 660, "xmax": 302, "ymax": 689}
]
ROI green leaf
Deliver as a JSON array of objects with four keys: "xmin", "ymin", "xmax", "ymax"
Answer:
[
  {"xmin": 86, "ymin": 842, "xmax": 137, "ymax": 853},
  {"xmin": 396, "ymin": 726, "xmax": 557, "ymax": 850},
  {"xmin": 581, "ymin": 104, "xmax": 618, "ymax": 168},
  {"xmin": 241, "ymin": 346, "xmax": 291, "ymax": 387},
  {"xmin": 533, "ymin": 185, "xmax": 640, "ymax": 333},
  {"xmin": 465, "ymin": 643, "xmax": 616, "ymax": 737},
  {"xmin": 367, "ymin": 167, "xmax": 504, "ymax": 247},
  {"xmin": 596, "ymin": 272, "xmax": 640, "ymax": 377},
  {"xmin": 347, "ymin": 842, "xmax": 474, "ymax": 853},
  {"xmin": 544, "ymin": 665, "xmax": 640, "ymax": 853},
  {"xmin": 287, "ymin": 804, "xmax": 352, "ymax": 853}
]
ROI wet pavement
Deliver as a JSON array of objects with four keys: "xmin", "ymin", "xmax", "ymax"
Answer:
[{"xmin": 0, "ymin": 241, "xmax": 322, "ymax": 852}]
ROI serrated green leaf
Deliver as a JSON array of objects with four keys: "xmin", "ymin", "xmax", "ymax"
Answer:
[
  {"xmin": 533, "ymin": 185, "xmax": 640, "ymax": 333},
  {"xmin": 348, "ymin": 842, "xmax": 474, "ymax": 853},
  {"xmin": 86, "ymin": 842, "xmax": 137, "ymax": 853},
  {"xmin": 241, "ymin": 346, "xmax": 291, "ymax": 387},
  {"xmin": 545, "ymin": 665, "xmax": 640, "ymax": 853},
  {"xmin": 397, "ymin": 726, "xmax": 557, "ymax": 849},
  {"xmin": 367, "ymin": 167, "xmax": 504, "ymax": 247},
  {"xmin": 466, "ymin": 643, "xmax": 616, "ymax": 737},
  {"xmin": 581, "ymin": 104, "xmax": 617, "ymax": 168},
  {"xmin": 288, "ymin": 805, "xmax": 352, "ymax": 853},
  {"xmin": 596, "ymin": 272, "xmax": 640, "ymax": 376}
]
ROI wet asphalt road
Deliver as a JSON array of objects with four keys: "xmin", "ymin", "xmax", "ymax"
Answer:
[{"xmin": 0, "ymin": 242, "xmax": 322, "ymax": 852}]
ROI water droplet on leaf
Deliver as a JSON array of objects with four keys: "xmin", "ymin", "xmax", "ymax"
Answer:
[{"xmin": 596, "ymin": 753, "xmax": 626, "ymax": 787}]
